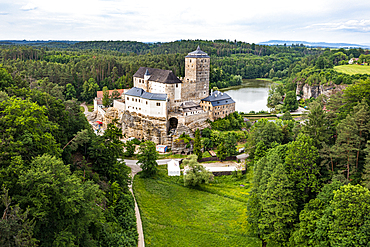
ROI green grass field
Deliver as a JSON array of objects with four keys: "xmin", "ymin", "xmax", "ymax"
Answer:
[
  {"xmin": 334, "ymin": 65, "xmax": 370, "ymax": 75},
  {"xmin": 133, "ymin": 166, "xmax": 260, "ymax": 247}
]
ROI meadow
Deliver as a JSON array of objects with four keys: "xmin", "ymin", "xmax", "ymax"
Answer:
[
  {"xmin": 133, "ymin": 166, "xmax": 260, "ymax": 247},
  {"xmin": 334, "ymin": 64, "xmax": 370, "ymax": 75}
]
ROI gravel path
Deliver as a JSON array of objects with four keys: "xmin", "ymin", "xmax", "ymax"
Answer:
[{"xmin": 126, "ymin": 162, "xmax": 145, "ymax": 247}]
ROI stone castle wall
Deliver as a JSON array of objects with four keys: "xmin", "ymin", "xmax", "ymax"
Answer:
[{"xmin": 182, "ymin": 56, "xmax": 210, "ymax": 103}]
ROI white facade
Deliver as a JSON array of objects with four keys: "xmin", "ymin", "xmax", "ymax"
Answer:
[
  {"xmin": 113, "ymin": 100, "xmax": 125, "ymax": 111},
  {"xmin": 175, "ymin": 83, "xmax": 181, "ymax": 100},
  {"xmin": 150, "ymin": 81, "xmax": 166, "ymax": 94},
  {"xmin": 167, "ymin": 159, "xmax": 180, "ymax": 176},
  {"xmin": 125, "ymin": 95, "xmax": 167, "ymax": 118}
]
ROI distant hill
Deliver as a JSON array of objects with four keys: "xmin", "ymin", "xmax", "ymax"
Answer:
[
  {"xmin": 259, "ymin": 40, "xmax": 370, "ymax": 49},
  {"xmin": 0, "ymin": 40, "xmax": 80, "ymax": 45}
]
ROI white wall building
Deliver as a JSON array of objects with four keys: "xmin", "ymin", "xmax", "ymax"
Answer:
[{"xmin": 124, "ymin": 87, "xmax": 168, "ymax": 118}]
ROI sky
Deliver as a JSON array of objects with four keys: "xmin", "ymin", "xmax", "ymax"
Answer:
[{"xmin": 1, "ymin": 0, "xmax": 370, "ymax": 45}]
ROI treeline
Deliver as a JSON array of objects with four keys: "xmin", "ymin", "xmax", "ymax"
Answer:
[
  {"xmin": 246, "ymin": 78, "xmax": 370, "ymax": 246},
  {"xmin": 267, "ymin": 47, "xmax": 369, "ymax": 111},
  {"xmin": 0, "ymin": 40, "xmax": 320, "ymax": 102},
  {"xmin": 274, "ymin": 48, "xmax": 369, "ymax": 86},
  {"xmin": 0, "ymin": 65, "xmax": 138, "ymax": 246}
]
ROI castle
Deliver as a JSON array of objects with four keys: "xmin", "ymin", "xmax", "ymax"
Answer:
[{"xmin": 93, "ymin": 46, "xmax": 235, "ymax": 148}]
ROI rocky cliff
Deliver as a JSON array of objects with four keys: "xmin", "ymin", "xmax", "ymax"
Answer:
[{"xmin": 296, "ymin": 82, "xmax": 347, "ymax": 100}]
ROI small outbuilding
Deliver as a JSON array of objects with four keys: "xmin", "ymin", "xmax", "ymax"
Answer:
[
  {"xmin": 167, "ymin": 159, "xmax": 180, "ymax": 176},
  {"xmin": 156, "ymin": 145, "xmax": 168, "ymax": 153}
]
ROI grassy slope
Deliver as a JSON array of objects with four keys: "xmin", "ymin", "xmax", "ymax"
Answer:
[
  {"xmin": 133, "ymin": 167, "xmax": 260, "ymax": 247},
  {"xmin": 334, "ymin": 65, "xmax": 370, "ymax": 75}
]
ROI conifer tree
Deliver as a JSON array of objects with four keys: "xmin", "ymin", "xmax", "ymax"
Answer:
[
  {"xmin": 302, "ymin": 101, "xmax": 329, "ymax": 149},
  {"xmin": 362, "ymin": 141, "xmax": 370, "ymax": 189},
  {"xmin": 333, "ymin": 115, "xmax": 360, "ymax": 180},
  {"xmin": 259, "ymin": 162, "xmax": 297, "ymax": 246},
  {"xmin": 352, "ymin": 98, "xmax": 370, "ymax": 170},
  {"xmin": 193, "ymin": 129, "xmax": 202, "ymax": 161}
]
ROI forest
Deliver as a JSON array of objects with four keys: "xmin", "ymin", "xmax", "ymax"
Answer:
[
  {"xmin": 0, "ymin": 40, "xmax": 323, "ymax": 104},
  {"xmin": 246, "ymin": 77, "xmax": 370, "ymax": 246},
  {"xmin": 245, "ymin": 44, "xmax": 370, "ymax": 246},
  {"xmin": 0, "ymin": 64, "xmax": 138, "ymax": 245},
  {"xmin": 1, "ymin": 39, "xmax": 370, "ymax": 246}
]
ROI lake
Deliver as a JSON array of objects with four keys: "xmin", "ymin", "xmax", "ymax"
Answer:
[{"xmin": 220, "ymin": 79, "xmax": 273, "ymax": 113}]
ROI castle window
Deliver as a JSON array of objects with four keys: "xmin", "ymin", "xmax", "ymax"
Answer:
[
  {"xmin": 127, "ymin": 97, "xmax": 129, "ymax": 100},
  {"xmin": 139, "ymin": 108, "xmax": 141, "ymax": 110},
  {"xmin": 176, "ymin": 84, "xmax": 178, "ymax": 88},
  {"xmin": 132, "ymin": 98, "xmax": 134, "ymax": 101},
  {"xmin": 146, "ymin": 101, "xmax": 148, "ymax": 105},
  {"xmin": 156, "ymin": 102, "xmax": 161, "ymax": 106}
]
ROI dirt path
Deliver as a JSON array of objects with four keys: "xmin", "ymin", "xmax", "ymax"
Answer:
[
  {"xmin": 80, "ymin": 102, "xmax": 89, "ymax": 114},
  {"xmin": 126, "ymin": 162, "xmax": 145, "ymax": 247}
]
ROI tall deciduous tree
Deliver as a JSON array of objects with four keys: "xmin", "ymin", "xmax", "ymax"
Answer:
[
  {"xmin": 65, "ymin": 83, "xmax": 76, "ymax": 100},
  {"xmin": 286, "ymin": 133, "xmax": 320, "ymax": 203},
  {"xmin": 18, "ymin": 154, "xmax": 103, "ymax": 246},
  {"xmin": 137, "ymin": 140, "xmax": 158, "ymax": 178},
  {"xmin": 81, "ymin": 78, "xmax": 99, "ymax": 103},
  {"xmin": 328, "ymin": 184, "xmax": 370, "ymax": 246},
  {"xmin": 291, "ymin": 180, "xmax": 343, "ymax": 246},
  {"xmin": 224, "ymin": 132, "xmax": 238, "ymax": 157},
  {"xmin": 183, "ymin": 154, "xmax": 213, "ymax": 187},
  {"xmin": 283, "ymin": 91, "xmax": 298, "ymax": 112},
  {"xmin": 246, "ymin": 118, "xmax": 283, "ymax": 161},
  {"xmin": 102, "ymin": 86, "xmax": 112, "ymax": 107},
  {"xmin": 0, "ymin": 96, "xmax": 60, "ymax": 167}
]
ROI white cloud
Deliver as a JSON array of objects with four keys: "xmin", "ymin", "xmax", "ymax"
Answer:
[
  {"xmin": 306, "ymin": 19, "xmax": 370, "ymax": 32},
  {"xmin": 20, "ymin": 3, "xmax": 37, "ymax": 11},
  {"xmin": 1, "ymin": 0, "xmax": 370, "ymax": 44}
]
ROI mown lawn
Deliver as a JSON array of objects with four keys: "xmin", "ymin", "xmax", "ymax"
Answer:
[
  {"xmin": 133, "ymin": 166, "xmax": 260, "ymax": 247},
  {"xmin": 334, "ymin": 65, "xmax": 370, "ymax": 75}
]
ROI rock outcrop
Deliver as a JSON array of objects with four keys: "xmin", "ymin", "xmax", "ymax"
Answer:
[
  {"xmin": 296, "ymin": 82, "xmax": 347, "ymax": 100},
  {"xmin": 120, "ymin": 110, "xmax": 168, "ymax": 144}
]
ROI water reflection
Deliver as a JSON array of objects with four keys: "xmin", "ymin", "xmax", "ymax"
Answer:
[{"xmin": 220, "ymin": 79, "xmax": 272, "ymax": 113}]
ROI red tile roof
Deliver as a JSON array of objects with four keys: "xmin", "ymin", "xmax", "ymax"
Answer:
[{"xmin": 96, "ymin": 89, "xmax": 125, "ymax": 99}]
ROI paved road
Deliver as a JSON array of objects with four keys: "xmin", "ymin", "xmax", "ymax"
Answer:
[{"xmin": 124, "ymin": 158, "xmax": 182, "ymax": 166}]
